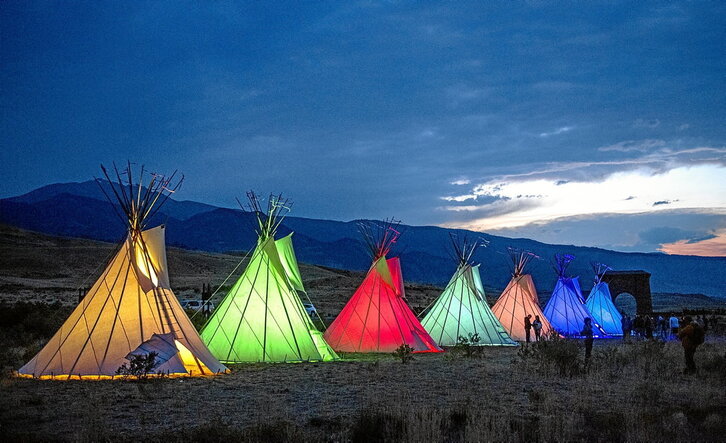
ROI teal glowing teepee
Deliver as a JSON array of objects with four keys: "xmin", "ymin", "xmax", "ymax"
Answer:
[
  {"xmin": 585, "ymin": 263, "xmax": 622, "ymax": 335},
  {"xmin": 421, "ymin": 235, "xmax": 517, "ymax": 346},
  {"xmin": 200, "ymin": 193, "xmax": 337, "ymax": 363}
]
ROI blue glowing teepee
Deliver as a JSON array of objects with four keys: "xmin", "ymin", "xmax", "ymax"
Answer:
[
  {"xmin": 585, "ymin": 263, "xmax": 622, "ymax": 336},
  {"xmin": 543, "ymin": 254, "xmax": 607, "ymax": 337}
]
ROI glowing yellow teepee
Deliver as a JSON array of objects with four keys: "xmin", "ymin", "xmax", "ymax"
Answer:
[{"xmin": 18, "ymin": 163, "xmax": 227, "ymax": 379}]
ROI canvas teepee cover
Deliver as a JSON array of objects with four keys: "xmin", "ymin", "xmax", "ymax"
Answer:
[
  {"xmin": 18, "ymin": 164, "xmax": 227, "ymax": 379},
  {"xmin": 200, "ymin": 193, "xmax": 337, "ymax": 363},
  {"xmin": 323, "ymin": 220, "xmax": 442, "ymax": 353},
  {"xmin": 585, "ymin": 263, "xmax": 622, "ymax": 335},
  {"xmin": 421, "ymin": 236, "xmax": 516, "ymax": 346},
  {"xmin": 543, "ymin": 254, "xmax": 607, "ymax": 337},
  {"xmin": 491, "ymin": 249, "xmax": 553, "ymax": 341}
]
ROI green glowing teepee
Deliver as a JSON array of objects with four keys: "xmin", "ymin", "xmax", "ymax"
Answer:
[
  {"xmin": 200, "ymin": 192, "xmax": 337, "ymax": 363},
  {"xmin": 421, "ymin": 235, "xmax": 517, "ymax": 347}
]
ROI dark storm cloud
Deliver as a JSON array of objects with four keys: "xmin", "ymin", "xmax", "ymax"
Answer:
[
  {"xmin": 638, "ymin": 227, "xmax": 715, "ymax": 246},
  {"xmin": 653, "ymin": 200, "xmax": 677, "ymax": 206}
]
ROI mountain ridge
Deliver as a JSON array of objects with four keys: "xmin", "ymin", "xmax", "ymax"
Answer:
[{"xmin": 1, "ymin": 181, "xmax": 724, "ymax": 299}]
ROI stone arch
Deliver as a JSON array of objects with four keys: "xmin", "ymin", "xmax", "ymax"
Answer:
[{"xmin": 601, "ymin": 270, "xmax": 653, "ymax": 314}]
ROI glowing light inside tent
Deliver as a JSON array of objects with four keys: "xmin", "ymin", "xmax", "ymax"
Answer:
[
  {"xmin": 16, "ymin": 165, "xmax": 228, "ymax": 380},
  {"xmin": 585, "ymin": 282, "xmax": 623, "ymax": 336},
  {"xmin": 175, "ymin": 340, "xmax": 209, "ymax": 374},
  {"xmin": 135, "ymin": 244, "xmax": 159, "ymax": 286}
]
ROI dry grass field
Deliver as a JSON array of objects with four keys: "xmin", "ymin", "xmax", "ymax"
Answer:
[
  {"xmin": 1, "ymin": 225, "xmax": 725, "ymax": 441},
  {"xmin": 2, "ymin": 340, "xmax": 725, "ymax": 441}
]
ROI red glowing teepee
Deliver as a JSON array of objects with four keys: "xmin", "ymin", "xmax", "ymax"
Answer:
[{"xmin": 323, "ymin": 219, "xmax": 442, "ymax": 353}]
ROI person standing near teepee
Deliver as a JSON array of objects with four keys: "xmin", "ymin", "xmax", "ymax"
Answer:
[
  {"xmin": 532, "ymin": 315, "xmax": 543, "ymax": 341},
  {"xmin": 581, "ymin": 317, "xmax": 594, "ymax": 360}
]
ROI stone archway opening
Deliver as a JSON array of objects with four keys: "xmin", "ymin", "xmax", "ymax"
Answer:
[{"xmin": 614, "ymin": 292, "xmax": 637, "ymax": 316}]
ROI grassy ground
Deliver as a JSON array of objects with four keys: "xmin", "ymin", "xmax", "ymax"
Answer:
[
  {"xmin": 2, "ymin": 225, "xmax": 726, "ymax": 441},
  {"xmin": 1, "ymin": 332, "xmax": 725, "ymax": 442}
]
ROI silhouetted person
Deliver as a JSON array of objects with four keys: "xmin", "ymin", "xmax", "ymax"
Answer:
[
  {"xmin": 621, "ymin": 315, "xmax": 632, "ymax": 340},
  {"xmin": 524, "ymin": 314, "xmax": 532, "ymax": 343},
  {"xmin": 532, "ymin": 315, "xmax": 543, "ymax": 341},
  {"xmin": 581, "ymin": 317, "xmax": 594, "ymax": 360},
  {"xmin": 669, "ymin": 315, "xmax": 680, "ymax": 339},
  {"xmin": 644, "ymin": 315, "xmax": 654, "ymax": 339},
  {"xmin": 657, "ymin": 315, "xmax": 667, "ymax": 340},
  {"xmin": 633, "ymin": 315, "xmax": 644, "ymax": 338},
  {"xmin": 678, "ymin": 316, "xmax": 705, "ymax": 375}
]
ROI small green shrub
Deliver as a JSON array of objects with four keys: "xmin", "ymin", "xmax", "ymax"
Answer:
[
  {"xmin": 116, "ymin": 352, "xmax": 158, "ymax": 379},
  {"xmin": 441, "ymin": 405, "xmax": 469, "ymax": 442},
  {"xmin": 452, "ymin": 333, "xmax": 482, "ymax": 358},
  {"xmin": 527, "ymin": 388, "xmax": 547, "ymax": 404},
  {"xmin": 392, "ymin": 344, "xmax": 415, "ymax": 364},
  {"xmin": 578, "ymin": 409, "xmax": 627, "ymax": 441}
]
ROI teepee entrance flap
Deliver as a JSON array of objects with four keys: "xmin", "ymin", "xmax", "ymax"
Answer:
[
  {"xmin": 375, "ymin": 256, "xmax": 397, "ymax": 293},
  {"xmin": 275, "ymin": 233, "xmax": 305, "ymax": 292}
]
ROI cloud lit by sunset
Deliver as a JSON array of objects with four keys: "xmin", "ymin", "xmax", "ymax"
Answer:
[{"xmin": 442, "ymin": 164, "xmax": 726, "ymax": 230}]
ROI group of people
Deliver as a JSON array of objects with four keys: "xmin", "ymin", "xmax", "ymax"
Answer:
[
  {"xmin": 591, "ymin": 315, "xmax": 707, "ymax": 373},
  {"xmin": 620, "ymin": 314, "xmax": 668, "ymax": 340},
  {"xmin": 521, "ymin": 310, "xmax": 713, "ymax": 375},
  {"xmin": 620, "ymin": 313, "xmax": 715, "ymax": 341}
]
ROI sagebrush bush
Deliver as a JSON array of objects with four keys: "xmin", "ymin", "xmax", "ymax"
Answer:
[
  {"xmin": 592, "ymin": 339, "xmax": 670, "ymax": 379},
  {"xmin": 392, "ymin": 344, "xmax": 415, "ymax": 364},
  {"xmin": 518, "ymin": 332, "xmax": 583, "ymax": 377},
  {"xmin": 116, "ymin": 352, "xmax": 159, "ymax": 379},
  {"xmin": 451, "ymin": 333, "xmax": 483, "ymax": 358}
]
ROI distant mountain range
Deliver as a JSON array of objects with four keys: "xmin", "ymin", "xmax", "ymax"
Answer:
[{"xmin": 1, "ymin": 180, "xmax": 725, "ymax": 299}]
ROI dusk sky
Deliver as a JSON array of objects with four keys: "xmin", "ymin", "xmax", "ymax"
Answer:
[{"xmin": 1, "ymin": 1, "xmax": 724, "ymax": 255}]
